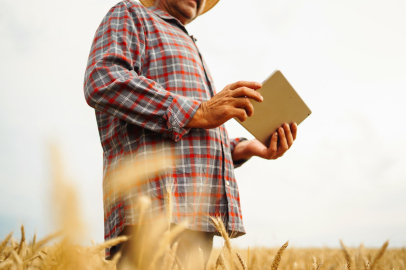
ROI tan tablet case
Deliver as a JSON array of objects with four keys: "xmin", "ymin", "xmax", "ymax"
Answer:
[{"xmin": 236, "ymin": 70, "xmax": 312, "ymax": 146}]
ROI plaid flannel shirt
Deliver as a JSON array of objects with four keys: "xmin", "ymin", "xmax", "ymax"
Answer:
[{"xmin": 83, "ymin": 0, "xmax": 249, "ymax": 255}]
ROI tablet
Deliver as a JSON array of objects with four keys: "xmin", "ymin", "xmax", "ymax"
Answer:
[{"xmin": 235, "ymin": 70, "xmax": 312, "ymax": 147}]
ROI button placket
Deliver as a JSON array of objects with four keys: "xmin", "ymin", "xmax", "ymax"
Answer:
[{"xmin": 189, "ymin": 35, "xmax": 215, "ymax": 98}]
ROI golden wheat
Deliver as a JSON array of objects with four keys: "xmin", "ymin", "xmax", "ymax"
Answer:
[
  {"xmin": 0, "ymin": 146, "xmax": 403, "ymax": 270},
  {"xmin": 236, "ymin": 252, "xmax": 247, "ymax": 270},
  {"xmin": 0, "ymin": 228, "xmax": 404, "ymax": 270},
  {"xmin": 271, "ymin": 241, "xmax": 289, "ymax": 270}
]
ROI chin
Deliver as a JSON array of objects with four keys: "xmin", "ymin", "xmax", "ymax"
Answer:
[{"xmin": 182, "ymin": 8, "xmax": 197, "ymax": 19}]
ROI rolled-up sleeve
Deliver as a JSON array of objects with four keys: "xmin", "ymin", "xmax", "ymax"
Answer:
[
  {"xmin": 229, "ymin": 137, "xmax": 251, "ymax": 168},
  {"xmin": 83, "ymin": 3, "xmax": 200, "ymax": 141}
]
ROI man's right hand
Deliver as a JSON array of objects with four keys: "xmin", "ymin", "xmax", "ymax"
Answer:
[{"xmin": 185, "ymin": 81, "xmax": 263, "ymax": 129}]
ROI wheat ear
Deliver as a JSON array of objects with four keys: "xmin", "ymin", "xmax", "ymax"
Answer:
[
  {"xmin": 30, "ymin": 233, "xmax": 37, "ymax": 257},
  {"xmin": 33, "ymin": 231, "xmax": 62, "ymax": 252},
  {"xmin": 236, "ymin": 253, "xmax": 247, "ymax": 270},
  {"xmin": 364, "ymin": 258, "xmax": 370, "ymax": 270},
  {"xmin": 90, "ymin": 236, "xmax": 129, "ymax": 255},
  {"xmin": 340, "ymin": 240, "xmax": 351, "ymax": 270},
  {"xmin": 356, "ymin": 244, "xmax": 365, "ymax": 270},
  {"xmin": 312, "ymin": 257, "xmax": 324, "ymax": 270},
  {"xmin": 17, "ymin": 226, "xmax": 25, "ymax": 256},
  {"xmin": 166, "ymin": 242, "xmax": 178, "ymax": 270},
  {"xmin": 210, "ymin": 217, "xmax": 232, "ymax": 253},
  {"xmin": 271, "ymin": 241, "xmax": 289, "ymax": 270},
  {"xmin": 369, "ymin": 241, "xmax": 388, "ymax": 270},
  {"xmin": 217, "ymin": 252, "xmax": 229, "ymax": 270},
  {"xmin": 0, "ymin": 232, "xmax": 13, "ymax": 256},
  {"xmin": 313, "ymin": 257, "xmax": 317, "ymax": 270}
]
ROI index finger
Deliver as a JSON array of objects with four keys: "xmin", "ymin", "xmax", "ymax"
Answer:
[
  {"xmin": 231, "ymin": 87, "xmax": 263, "ymax": 102},
  {"xmin": 228, "ymin": 81, "xmax": 262, "ymax": 90}
]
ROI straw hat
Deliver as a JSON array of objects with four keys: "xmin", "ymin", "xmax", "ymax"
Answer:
[{"xmin": 139, "ymin": 0, "xmax": 220, "ymax": 15}]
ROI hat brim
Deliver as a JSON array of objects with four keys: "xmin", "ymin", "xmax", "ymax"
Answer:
[{"xmin": 139, "ymin": 0, "xmax": 219, "ymax": 15}]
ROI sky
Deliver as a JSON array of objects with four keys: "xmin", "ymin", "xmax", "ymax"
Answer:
[{"xmin": 0, "ymin": 0, "xmax": 405, "ymax": 248}]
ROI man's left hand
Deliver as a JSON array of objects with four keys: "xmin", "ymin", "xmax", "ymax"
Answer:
[{"xmin": 232, "ymin": 122, "xmax": 298, "ymax": 161}]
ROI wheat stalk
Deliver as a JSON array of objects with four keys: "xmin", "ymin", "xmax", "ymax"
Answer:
[
  {"xmin": 165, "ymin": 185, "xmax": 173, "ymax": 231},
  {"xmin": 148, "ymin": 221, "xmax": 188, "ymax": 270},
  {"xmin": 162, "ymin": 245, "xmax": 173, "ymax": 270},
  {"xmin": 0, "ymin": 260, "xmax": 13, "ymax": 270},
  {"xmin": 199, "ymin": 247, "xmax": 205, "ymax": 270},
  {"xmin": 26, "ymin": 253, "xmax": 42, "ymax": 263},
  {"xmin": 89, "ymin": 236, "xmax": 129, "ymax": 255},
  {"xmin": 10, "ymin": 250, "xmax": 23, "ymax": 270},
  {"xmin": 136, "ymin": 195, "xmax": 152, "ymax": 269},
  {"xmin": 163, "ymin": 242, "xmax": 178, "ymax": 270},
  {"xmin": 247, "ymin": 247, "xmax": 250, "ymax": 270}
]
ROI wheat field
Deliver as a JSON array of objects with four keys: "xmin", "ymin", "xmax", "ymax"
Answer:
[
  {"xmin": 0, "ymin": 146, "xmax": 404, "ymax": 270},
  {"xmin": 0, "ymin": 224, "xmax": 404, "ymax": 270}
]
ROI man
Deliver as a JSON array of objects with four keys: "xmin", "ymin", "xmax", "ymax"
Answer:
[{"xmin": 83, "ymin": 0, "xmax": 297, "ymax": 267}]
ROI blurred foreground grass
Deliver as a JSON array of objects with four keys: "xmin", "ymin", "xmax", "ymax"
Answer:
[
  {"xmin": 1, "ymin": 227, "xmax": 404, "ymax": 270},
  {"xmin": 0, "ymin": 146, "xmax": 404, "ymax": 270}
]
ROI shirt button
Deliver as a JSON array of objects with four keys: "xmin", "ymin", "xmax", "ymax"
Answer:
[{"xmin": 226, "ymin": 181, "xmax": 230, "ymax": 186}]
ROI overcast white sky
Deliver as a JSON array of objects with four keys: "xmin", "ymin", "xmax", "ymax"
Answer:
[{"xmin": 1, "ymin": 0, "xmax": 405, "ymax": 248}]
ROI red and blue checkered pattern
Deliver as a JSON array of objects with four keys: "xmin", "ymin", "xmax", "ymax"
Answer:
[{"xmin": 83, "ymin": 0, "xmax": 247, "ymax": 256}]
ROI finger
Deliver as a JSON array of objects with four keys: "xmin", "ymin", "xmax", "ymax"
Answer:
[
  {"xmin": 232, "ymin": 108, "xmax": 248, "ymax": 122},
  {"xmin": 231, "ymin": 87, "xmax": 263, "ymax": 103},
  {"xmin": 277, "ymin": 126, "xmax": 289, "ymax": 154},
  {"xmin": 283, "ymin": 123, "xmax": 294, "ymax": 147},
  {"xmin": 233, "ymin": 98, "xmax": 254, "ymax": 117},
  {"xmin": 291, "ymin": 122, "xmax": 298, "ymax": 140},
  {"xmin": 263, "ymin": 132, "xmax": 278, "ymax": 159},
  {"xmin": 228, "ymin": 81, "xmax": 262, "ymax": 91}
]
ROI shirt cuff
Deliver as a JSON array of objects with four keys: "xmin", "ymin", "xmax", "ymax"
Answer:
[
  {"xmin": 163, "ymin": 94, "xmax": 201, "ymax": 141},
  {"xmin": 230, "ymin": 137, "xmax": 251, "ymax": 168}
]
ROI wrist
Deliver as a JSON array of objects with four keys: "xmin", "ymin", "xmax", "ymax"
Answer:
[
  {"xmin": 232, "ymin": 140, "xmax": 253, "ymax": 161},
  {"xmin": 185, "ymin": 104, "xmax": 205, "ymax": 128}
]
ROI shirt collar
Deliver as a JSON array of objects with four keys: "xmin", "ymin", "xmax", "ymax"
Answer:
[{"xmin": 147, "ymin": 6, "xmax": 189, "ymax": 34}]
